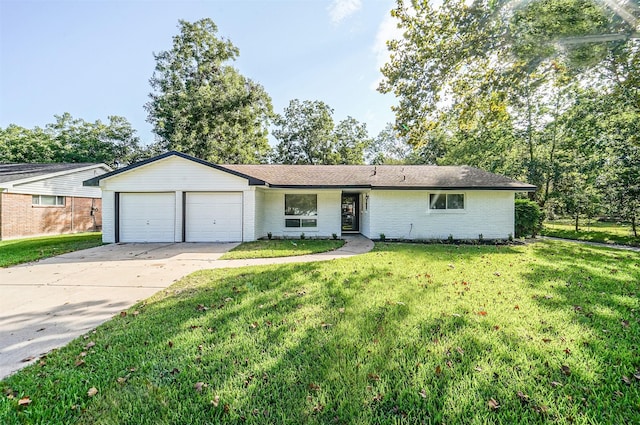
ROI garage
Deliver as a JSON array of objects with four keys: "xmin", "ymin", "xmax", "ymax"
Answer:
[
  {"xmin": 185, "ymin": 192, "xmax": 242, "ymax": 242},
  {"xmin": 119, "ymin": 193, "xmax": 175, "ymax": 242},
  {"xmin": 85, "ymin": 152, "xmax": 264, "ymax": 243}
]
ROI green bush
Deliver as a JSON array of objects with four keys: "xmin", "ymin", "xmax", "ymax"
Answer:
[{"xmin": 515, "ymin": 199, "xmax": 543, "ymax": 237}]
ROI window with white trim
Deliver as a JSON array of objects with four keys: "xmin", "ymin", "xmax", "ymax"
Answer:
[
  {"xmin": 32, "ymin": 195, "xmax": 65, "ymax": 206},
  {"xmin": 285, "ymin": 194, "xmax": 317, "ymax": 228},
  {"xmin": 429, "ymin": 193, "xmax": 464, "ymax": 210}
]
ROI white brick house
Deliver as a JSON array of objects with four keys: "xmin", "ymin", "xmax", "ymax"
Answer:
[{"xmin": 84, "ymin": 151, "xmax": 535, "ymax": 243}]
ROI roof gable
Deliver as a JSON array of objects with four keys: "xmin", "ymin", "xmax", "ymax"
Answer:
[{"xmin": 83, "ymin": 151, "xmax": 265, "ymax": 187}]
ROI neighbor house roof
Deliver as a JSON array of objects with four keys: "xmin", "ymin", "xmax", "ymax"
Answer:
[
  {"xmin": 0, "ymin": 163, "xmax": 109, "ymax": 186},
  {"xmin": 84, "ymin": 151, "xmax": 536, "ymax": 191}
]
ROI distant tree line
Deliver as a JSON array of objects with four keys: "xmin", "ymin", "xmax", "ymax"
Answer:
[{"xmin": 0, "ymin": 113, "xmax": 148, "ymax": 168}]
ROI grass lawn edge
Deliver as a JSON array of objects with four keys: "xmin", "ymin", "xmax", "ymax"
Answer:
[{"xmin": 219, "ymin": 239, "xmax": 345, "ymax": 260}]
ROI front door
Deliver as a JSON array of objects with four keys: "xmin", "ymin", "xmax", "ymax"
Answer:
[{"xmin": 341, "ymin": 194, "xmax": 359, "ymax": 232}]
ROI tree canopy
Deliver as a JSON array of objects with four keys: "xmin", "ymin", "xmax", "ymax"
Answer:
[
  {"xmin": 0, "ymin": 113, "xmax": 144, "ymax": 167},
  {"xmin": 378, "ymin": 0, "xmax": 640, "ymax": 232},
  {"xmin": 272, "ymin": 99, "xmax": 371, "ymax": 165},
  {"xmin": 145, "ymin": 18, "xmax": 273, "ymax": 164}
]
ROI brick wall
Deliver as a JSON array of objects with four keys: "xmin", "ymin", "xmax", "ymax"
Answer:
[
  {"xmin": 367, "ymin": 190, "xmax": 515, "ymax": 240},
  {"xmin": 0, "ymin": 193, "xmax": 102, "ymax": 240}
]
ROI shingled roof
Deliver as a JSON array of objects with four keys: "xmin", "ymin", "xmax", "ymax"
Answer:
[
  {"xmin": 0, "ymin": 163, "xmax": 99, "ymax": 185},
  {"xmin": 222, "ymin": 164, "xmax": 536, "ymax": 190},
  {"xmin": 83, "ymin": 151, "xmax": 535, "ymax": 191}
]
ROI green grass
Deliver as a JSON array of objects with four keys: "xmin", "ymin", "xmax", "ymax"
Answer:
[
  {"xmin": 0, "ymin": 233, "xmax": 103, "ymax": 267},
  {"xmin": 2, "ymin": 241, "xmax": 639, "ymax": 424},
  {"xmin": 220, "ymin": 239, "xmax": 345, "ymax": 260},
  {"xmin": 542, "ymin": 219, "xmax": 639, "ymax": 247}
]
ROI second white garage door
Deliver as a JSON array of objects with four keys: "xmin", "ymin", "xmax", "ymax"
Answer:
[{"xmin": 185, "ymin": 192, "xmax": 243, "ymax": 242}]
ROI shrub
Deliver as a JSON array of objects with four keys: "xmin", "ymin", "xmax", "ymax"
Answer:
[
  {"xmin": 515, "ymin": 199, "xmax": 543, "ymax": 237},
  {"xmin": 379, "ymin": 233, "xmax": 386, "ymax": 242},
  {"xmin": 267, "ymin": 232, "xmax": 272, "ymax": 240},
  {"xmin": 332, "ymin": 233, "xmax": 338, "ymax": 240},
  {"xmin": 300, "ymin": 233, "xmax": 305, "ymax": 240}
]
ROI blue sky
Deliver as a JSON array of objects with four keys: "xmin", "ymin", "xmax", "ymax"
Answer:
[{"xmin": 0, "ymin": 0, "xmax": 400, "ymax": 145}]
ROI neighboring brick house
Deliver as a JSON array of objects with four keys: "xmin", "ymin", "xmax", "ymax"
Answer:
[{"xmin": 0, "ymin": 163, "xmax": 111, "ymax": 240}]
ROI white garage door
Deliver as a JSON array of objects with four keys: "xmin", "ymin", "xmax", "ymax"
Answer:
[
  {"xmin": 119, "ymin": 193, "xmax": 175, "ymax": 242},
  {"xmin": 185, "ymin": 192, "xmax": 242, "ymax": 242}
]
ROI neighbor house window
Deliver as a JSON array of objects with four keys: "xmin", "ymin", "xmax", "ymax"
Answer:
[
  {"xmin": 429, "ymin": 194, "xmax": 464, "ymax": 210},
  {"xmin": 32, "ymin": 195, "xmax": 65, "ymax": 206},
  {"xmin": 285, "ymin": 194, "xmax": 317, "ymax": 228}
]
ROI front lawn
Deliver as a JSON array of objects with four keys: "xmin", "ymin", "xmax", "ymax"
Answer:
[
  {"xmin": 1, "ymin": 241, "xmax": 639, "ymax": 424},
  {"xmin": 0, "ymin": 233, "xmax": 103, "ymax": 267},
  {"xmin": 220, "ymin": 239, "xmax": 345, "ymax": 260},
  {"xmin": 542, "ymin": 219, "xmax": 639, "ymax": 246}
]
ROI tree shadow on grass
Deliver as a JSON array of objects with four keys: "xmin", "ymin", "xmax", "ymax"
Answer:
[
  {"xmin": 522, "ymin": 242, "xmax": 640, "ymax": 423},
  {"xmin": 542, "ymin": 227, "xmax": 640, "ymax": 247}
]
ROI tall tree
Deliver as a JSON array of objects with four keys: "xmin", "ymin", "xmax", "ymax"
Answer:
[
  {"xmin": 379, "ymin": 0, "xmax": 634, "ymax": 207},
  {"xmin": 272, "ymin": 99, "xmax": 335, "ymax": 165},
  {"xmin": 380, "ymin": 0, "xmax": 617, "ymax": 142},
  {"xmin": 600, "ymin": 102, "xmax": 640, "ymax": 236},
  {"xmin": 333, "ymin": 117, "xmax": 371, "ymax": 165},
  {"xmin": 46, "ymin": 113, "xmax": 143, "ymax": 167},
  {"xmin": 0, "ymin": 125, "xmax": 58, "ymax": 163},
  {"xmin": 146, "ymin": 19, "xmax": 273, "ymax": 163},
  {"xmin": 272, "ymin": 99, "xmax": 370, "ymax": 165},
  {"xmin": 365, "ymin": 123, "xmax": 412, "ymax": 164},
  {"xmin": 0, "ymin": 114, "xmax": 143, "ymax": 167}
]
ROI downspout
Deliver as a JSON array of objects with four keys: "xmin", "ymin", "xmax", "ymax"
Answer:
[
  {"xmin": 91, "ymin": 198, "xmax": 97, "ymax": 231},
  {"xmin": 71, "ymin": 196, "xmax": 74, "ymax": 232}
]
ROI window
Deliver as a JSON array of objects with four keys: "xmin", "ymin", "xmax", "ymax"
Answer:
[
  {"xmin": 286, "ymin": 218, "xmax": 318, "ymax": 228},
  {"xmin": 32, "ymin": 195, "xmax": 65, "ymax": 206},
  {"xmin": 447, "ymin": 194, "xmax": 464, "ymax": 209},
  {"xmin": 429, "ymin": 194, "xmax": 464, "ymax": 210},
  {"xmin": 285, "ymin": 194, "xmax": 317, "ymax": 216},
  {"xmin": 285, "ymin": 194, "xmax": 317, "ymax": 228},
  {"xmin": 430, "ymin": 194, "xmax": 446, "ymax": 210}
]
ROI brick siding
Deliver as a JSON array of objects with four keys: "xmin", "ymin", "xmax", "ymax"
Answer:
[{"xmin": 0, "ymin": 193, "xmax": 102, "ymax": 240}]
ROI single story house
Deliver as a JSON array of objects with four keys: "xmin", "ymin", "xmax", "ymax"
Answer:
[
  {"xmin": 0, "ymin": 163, "xmax": 110, "ymax": 240},
  {"xmin": 84, "ymin": 151, "xmax": 535, "ymax": 243}
]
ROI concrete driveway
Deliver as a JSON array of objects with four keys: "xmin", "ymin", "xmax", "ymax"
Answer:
[{"xmin": 0, "ymin": 242, "xmax": 239, "ymax": 379}]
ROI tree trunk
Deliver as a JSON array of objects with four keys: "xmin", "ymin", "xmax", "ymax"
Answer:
[
  {"xmin": 543, "ymin": 89, "xmax": 561, "ymax": 207},
  {"xmin": 575, "ymin": 213, "xmax": 579, "ymax": 232},
  {"xmin": 523, "ymin": 78, "xmax": 540, "ymax": 203}
]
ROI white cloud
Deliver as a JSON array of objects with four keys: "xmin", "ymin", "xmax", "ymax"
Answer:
[
  {"xmin": 328, "ymin": 0, "xmax": 362, "ymax": 24},
  {"xmin": 370, "ymin": 8, "xmax": 404, "ymax": 90},
  {"xmin": 372, "ymin": 10, "xmax": 402, "ymax": 70}
]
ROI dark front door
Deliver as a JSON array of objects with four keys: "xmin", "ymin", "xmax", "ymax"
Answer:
[{"xmin": 341, "ymin": 194, "xmax": 359, "ymax": 231}]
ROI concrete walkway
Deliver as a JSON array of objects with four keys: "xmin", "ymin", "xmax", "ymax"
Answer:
[{"xmin": 0, "ymin": 235, "xmax": 373, "ymax": 379}]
